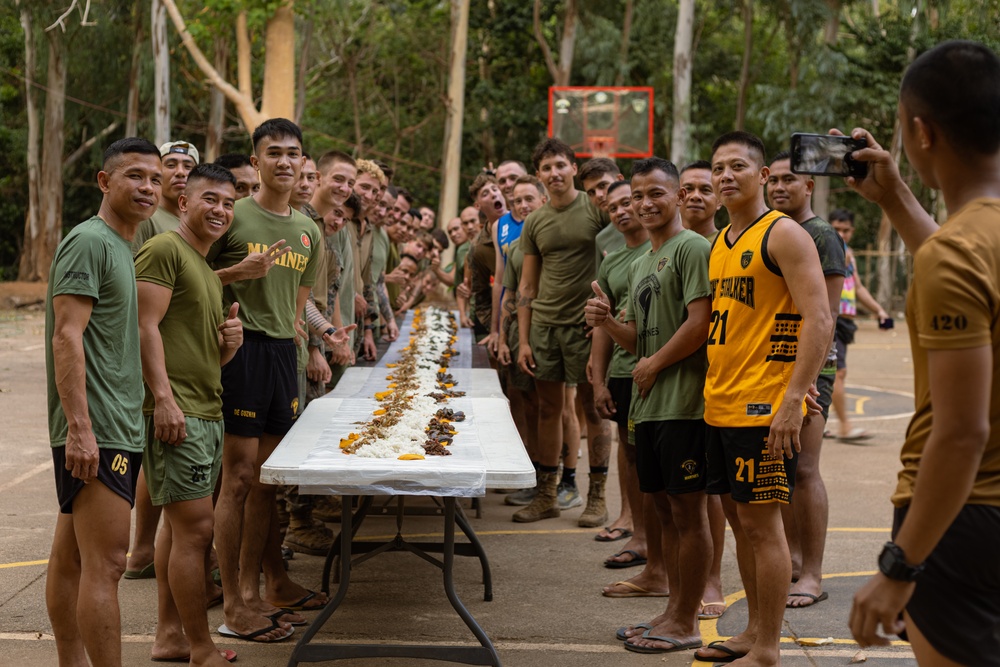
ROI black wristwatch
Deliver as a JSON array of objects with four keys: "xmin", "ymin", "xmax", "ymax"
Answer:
[
  {"xmin": 878, "ymin": 542, "xmax": 924, "ymax": 582},
  {"xmin": 324, "ymin": 326, "xmax": 337, "ymax": 337}
]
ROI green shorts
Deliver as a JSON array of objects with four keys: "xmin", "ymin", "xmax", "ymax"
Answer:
[
  {"xmin": 529, "ymin": 323, "xmax": 591, "ymax": 385},
  {"xmin": 143, "ymin": 415, "xmax": 224, "ymax": 506}
]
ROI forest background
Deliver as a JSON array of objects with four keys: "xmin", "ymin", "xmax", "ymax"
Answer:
[{"xmin": 1, "ymin": 0, "xmax": 998, "ymax": 307}]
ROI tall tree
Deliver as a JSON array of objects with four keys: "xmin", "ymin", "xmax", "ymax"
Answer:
[
  {"xmin": 735, "ymin": 0, "xmax": 754, "ymax": 130},
  {"xmin": 670, "ymin": 0, "xmax": 695, "ymax": 164},
  {"xmin": 161, "ymin": 0, "xmax": 296, "ymax": 131},
  {"xmin": 533, "ymin": 0, "xmax": 579, "ymax": 86},
  {"xmin": 152, "ymin": 0, "xmax": 170, "ymax": 144},
  {"xmin": 439, "ymin": 0, "xmax": 470, "ymax": 226}
]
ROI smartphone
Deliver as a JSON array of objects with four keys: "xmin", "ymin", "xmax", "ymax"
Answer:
[
  {"xmin": 879, "ymin": 317, "xmax": 894, "ymax": 330},
  {"xmin": 790, "ymin": 133, "xmax": 868, "ymax": 179}
]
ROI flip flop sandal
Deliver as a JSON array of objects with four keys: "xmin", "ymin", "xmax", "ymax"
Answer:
[
  {"xmin": 694, "ymin": 640, "xmax": 747, "ymax": 663},
  {"xmin": 272, "ymin": 590, "xmax": 328, "ymax": 611},
  {"xmin": 698, "ymin": 600, "xmax": 727, "ymax": 619},
  {"xmin": 786, "ymin": 591, "xmax": 829, "ymax": 608},
  {"xmin": 604, "ymin": 549, "xmax": 647, "ymax": 569},
  {"xmin": 623, "ymin": 631, "xmax": 702, "ymax": 654},
  {"xmin": 602, "ymin": 581, "xmax": 670, "ymax": 598},
  {"xmin": 152, "ymin": 649, "xmax": 238, "ymax": 663},
  {"xmin": 123, "ymin": 562, "xmax": 155, "ymax": 580},
  {"xmin": 594, "ymin": 526, "xmax": 633, "ymax": 542},
  {"xmin": 218, "ymin": 620, "xmax": 294, "ymax": 642},
  {"xmin": 615, "ymin": 622, "xmax": 653, "ymax": 641}
]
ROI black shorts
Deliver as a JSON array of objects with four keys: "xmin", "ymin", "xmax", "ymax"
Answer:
[
  {"xmin": 222, "ymin": 330, "xmax": 299, "ymax": 437},
  {"xmin": 606, "ymin": 377, "xmax": 633, "ymax": 428},
  {"xmin": 705, "ymin": 425, "xmax": 797, "ymax": 504},
  {"xmin": 633, "ymin": 419, "xmax": 707, "ymax": 495},
  {"xmin": 834, "ymin": 316, "xmax": 857, "ymax": 370},
  {"xmin": 894, "ymin": 503, "xmax": 1000, "ymax": 666},
  {"xmin": 52, "ymin": 446, "xmax": 143, "ymax": 514}
]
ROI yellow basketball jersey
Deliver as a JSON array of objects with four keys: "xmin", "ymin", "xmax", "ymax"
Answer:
[{"xmin": 704, "ymin": 210, "xmax": 801, "ymax": 427}]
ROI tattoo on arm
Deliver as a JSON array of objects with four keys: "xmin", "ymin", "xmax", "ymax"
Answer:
[{"xmin": 517, "ymin": 295, "xmax": 534, "ymax": 308}]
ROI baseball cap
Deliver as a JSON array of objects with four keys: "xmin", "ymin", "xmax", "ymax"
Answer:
[{"xmin": 159, "ymin": 141, "xmax": 200, "ymax": 165}]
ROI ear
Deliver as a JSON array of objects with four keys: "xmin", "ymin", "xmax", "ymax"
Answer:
[
  {"xmin": 97, "ymin": 170, "xmax": 111, "ymax": 193},
  {"xmin": 805, "ymin": 177, "xmax": 815, "ymax": 196},
  {"xmin": 677, "ymin": 186, "xmax": 687, "ymax": 205},
  {"xmin": 912, "ymin": 116, "xmax": 935, "ymax": 151},
  {"xmin": 759, "ymin": 166, "xmax": 770, "ymax": 185},
  {"xmin": 177, "ymin": 193, "xmax": 188, "ymax": 213},
  {"xmin": 250, "ymin": 154, "xmax": 259, "ymax": 170}
]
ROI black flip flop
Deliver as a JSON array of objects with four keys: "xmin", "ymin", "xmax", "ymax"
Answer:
[
  {"xmin": 595, "ymin": 526, "xmax": 633, "ymax": 542},
  {"xmin": 604, "ymin": 549, "xmax": 647, "ymax": 569},
  {"xmin": 694, "ymin": 640, "xmax": 746, "ymax": 663}
]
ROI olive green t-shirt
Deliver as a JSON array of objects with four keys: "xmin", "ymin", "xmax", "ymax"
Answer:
[
  {"xmin": 134, "ymin": 231, "xmax": 225, "ymax": 421},
  {"xmin": 519, "ymin": 192, "xmax": 609, "ymax": 327},
  {"xmin": 333, "ymin": 225, "xmax": 357, "ymax": 347},
  {"xmin": 625, "ymin": 230, "xmax": 712, "ymax": 423},
  {"xmin": 454, "ymin": 241, "xmax": 470, "ymax": 291},
  {"xmin": 370, "ymin": 225, "xmax": 390, "ymax": 320},
  {"xmin": 132, "ymin": 208, "xmax": 180, "ymax": 256},
  {"xmin": 596, "ymin": 223, "xmax": 626, "ymax": 264},
  {"xmin": 211, "ymin": 196, "xmax": 320, "ymax": 340},
  {"xmin": 597, "ymin": 239, "xmax": 652, "ymax": 378},
  {"xmin": 46, "ymin": 217, "xmax": 144, "ymax": 452}
]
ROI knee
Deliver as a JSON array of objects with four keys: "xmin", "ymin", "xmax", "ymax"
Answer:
[
  {"xmin": 176, "ymin": 515, "xmax": 215, "ymax": 551},
  {"xmin": 222, "ymin": 461, "xmax": 255, "ymax": 496}
]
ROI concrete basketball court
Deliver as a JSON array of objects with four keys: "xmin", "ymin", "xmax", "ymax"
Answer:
[{"xmin": 0, "ymin": 308, "xmax": 917, "ymax": 666}]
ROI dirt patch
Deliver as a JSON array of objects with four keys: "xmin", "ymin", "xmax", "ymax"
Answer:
[{"xmin": 0, "ymin": 282, "xmax": 47, "ymax": 311}]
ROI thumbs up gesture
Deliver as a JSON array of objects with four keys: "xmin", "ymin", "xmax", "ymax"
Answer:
[
  {"xmin": 219, "ymin": 302, "xmax": 244, "ymax": 352},
  {"xmin": 584, "ymin": 281, "xmax": 612, "ymax": 328}
]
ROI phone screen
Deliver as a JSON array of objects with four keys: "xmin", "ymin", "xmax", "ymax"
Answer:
[{"xmin": 790, "ymin": 133, "xmax": 867, "ymax": 178}]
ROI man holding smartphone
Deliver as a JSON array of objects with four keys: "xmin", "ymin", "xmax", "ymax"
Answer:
[{"xmin": 845, "ymin": 41, "xmax": 1000, "ymax": 667}]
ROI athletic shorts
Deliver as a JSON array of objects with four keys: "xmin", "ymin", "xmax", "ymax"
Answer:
[
  {"xmin": 499, "ymin": 356, "xmax": 534, "ymax": 394},
  {"xmin": 816, "ymin": 372, "xmax": 834, "ymax": 421},
  {"xmin": 529, "ymin": 323, "xmax": 591, "ymax": 385},
  {"xmin": 143, "ymin": 415, "xmax": 224, "ymax": 506},
  {"xmin": 52, "ymin": 446, "xmax": 142, "ymax": 514},
  {"xmin": 705, "ymin": 425, "xmax": 797, "ymax": 504},
  {"xmin": 835, "ymin": 317, "xmax": 858, "ymax": 370},
  {"xmin": 894, "ymin": 503, "xmax": 1000, "ymax": 666},
  {"xmin": 633, "ymin": 419, "xmax": 707, "ymax": 494},
  {"xmin": 222, "ymin": 330, "xmax": 299, "ymax": 437},
  {"xmin": 607, "ymin": 376, "xmax": 633, "ymax": 428}
]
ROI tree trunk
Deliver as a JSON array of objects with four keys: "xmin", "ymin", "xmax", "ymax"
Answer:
[
  {"xmin": 260, "ymin": 1, "xmax": 296, "ymax": 122},
  {"xmin": 152, "ymin": 0, "xmax": 171, "ymax": 145},
  {"xmin": 346, "ymin": 60, "xmax": 363, "ymax": 150},
  {"xmin": 735, "ymin": 0, "xmax": 753, "ymax": 130},
  {"xmin": 438, "ymin": 0, "xmax": 470, "ymax": 228},
  {"xmin": 206, "ymin": 37, "xmax": 228, "ymax": 161},
  {"xmin": 670, "ymin": 0, "xmax": 695, "ymax": 164},
  {"xmin": 17, "ymin": 0, "xmax": 41, "ymax": 281},
  {"xmin": 125, "ymin": 4, "xmax": 143, "ymax": 137},
  {"xmin": 533, "ymin": 0, "xmax": 578, "ymax": 86},
  {"xmin": 294, "ymin": 18, "xmax": 312, "ymax": 124},
  {"xmin": 614, "ymin": 0, "xmax": 634, "ymax": 87},
  {"xmin": 824, "ymin": 0, "xmax": 841, "ymax": 44}
]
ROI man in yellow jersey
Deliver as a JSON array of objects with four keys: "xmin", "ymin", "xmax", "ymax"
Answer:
[
  {"xmin": 695, "ymin": 131, "xmax": 832, "ymax": 665},
  {"xmin": 844, "ymin": 41, "xmax": 1000, "ymax": 667}
]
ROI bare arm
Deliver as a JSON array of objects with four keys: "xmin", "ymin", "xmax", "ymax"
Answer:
[
  {"xmin": 632, "ymin": 297, "xmax": 711, "ymax": 398},
  {"xmin": 136, "ymin": 281, "xmax": 186, "ymax": 446},
  {"xmin": 850, "ymin": 252, "xmax": 888, "ymax": 319},
  {"xmin": 767, "ymin": 219, "xmax": 835, "ymax": 457},
  {"xmin": 51, "ymin": 294, "xmax": 99, "ymax": 482},
  {"xmin": 516, "ymin": 254, "xmax": 540, "ymax": 376},
  {"xmin": 491, "ymin": 224, "xmax": 504, "ymax": 341},
  {"xmin": 215, "ymin": 240, "xmax": 291, "ymax": 286}
]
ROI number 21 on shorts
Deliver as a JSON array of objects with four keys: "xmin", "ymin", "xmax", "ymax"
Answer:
[{"xmin": 735, "ymin": 456, "xmax": 754, "ymax": 482}]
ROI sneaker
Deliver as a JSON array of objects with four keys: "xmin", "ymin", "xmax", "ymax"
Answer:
[
  {"xmin": 557, "ymin": 483, "xmax": 582, "ymax": 510},
  {"xmin": 504, "ymin": 487, "xmax": 538, "ymax": 506}
]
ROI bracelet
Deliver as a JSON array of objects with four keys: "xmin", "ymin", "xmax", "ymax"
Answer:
[
  {"xmin": 324, "ymin": 326, "xmax": 337, "ymax": 337},
  {"xmin": 364, "ymin": 324, "xmax": 376, "ymax": 331}
]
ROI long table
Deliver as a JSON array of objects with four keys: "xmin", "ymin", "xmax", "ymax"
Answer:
[{"xmin": 261, "ymin": 310, "xmax": 533, "ymax": 666}]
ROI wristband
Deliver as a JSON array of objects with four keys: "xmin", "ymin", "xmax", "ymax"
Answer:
[
  {"xmin": 364, "ymin": 324, "xmax": 376, "ymax": 331},
  {"xmin": 324, "ymin": 326, "xmax": 337, "ymax": 337}
]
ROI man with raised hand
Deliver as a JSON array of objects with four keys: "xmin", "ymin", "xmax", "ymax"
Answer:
[
  {"xmin": 586, "ymin": 157, "xmax": 712, "ymax": 655},
  {"xmin": 845, "ymin": 41, "xmax": 1000, "ymax": 667},
  {"xmin": 693, "ymin": 131, "xmax": 832, "ymax": 665},
  {"xmin": 210, "ymin": 118, "xmax": 349, "ymax": 642},
  {"xmin": 135, "ymin": 163, "xmax": 245, "ymax": 664},
  {"xmin": 45, "ymin": 137, "xmax": 161, "ymax": 667},
  {"xmin": 131, "ymin": 140, "xmax": 199, "ymax": 254},
  {"xmin": 516, "ymin": 137, "xmax": 612, "ymax": 526},
  {"xmin": 767, "ymin": 151, "xmax": 848, "ymax": 610}
]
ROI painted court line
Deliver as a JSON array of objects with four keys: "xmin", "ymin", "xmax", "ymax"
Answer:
[{"xmin": 0, "ymin": 461, "xmax": 50, "ymax": 495}]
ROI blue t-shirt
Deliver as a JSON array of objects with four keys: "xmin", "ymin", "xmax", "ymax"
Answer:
[{"xmin": 496, "ymin": 212, "xmax": 524, "ymax": 263}]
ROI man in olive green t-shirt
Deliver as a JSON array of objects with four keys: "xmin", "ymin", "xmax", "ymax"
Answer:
[
  {"xmin": 131, "ymin": 140, "xmax": 200, "ymax": 254},
  {"xmin": 515, "ymin": 137, "xmax": 612, "ymax": 526},
  {"xmin": 210, "ymin": 119, "xmax": 350, "ymax": 641},
  {"xmin": 586, "ymin": 157, "xmax": 713, "ymax": 654},
  {"xmin": 45, "ymin": 137, "xmax": 161, "ymax": 667},
  {"xmin": 134, "ymin": 163, "xmax": 246, "ymax": 662}
]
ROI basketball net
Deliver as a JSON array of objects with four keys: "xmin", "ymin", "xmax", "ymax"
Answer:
[{"xmin": 585, "ymin": 135, "xmax": 617, "ymax": 158}]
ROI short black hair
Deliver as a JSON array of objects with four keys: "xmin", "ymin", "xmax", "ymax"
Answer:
[
  {"xmin": 430, "ymin": 228, "xmax": 449, "ymax": 250},
  {"xmin": 631, "ymin": 156, "xmax": 679, "ymax": 183},
  {"xmin": 680, "ymin": 160, "xmax": 712, "ymax": 176},
  {"xmin": 373, "ymin": 159, "xmax": 394, "ymax": 183},
  {"xmin": 606, "ymin": 179, "xmax": 631, "ymax": 197},
  {"xmin": 829, "ymin": 208, "xmax": 855, "ymax": 225},
  {"xmin": 711, "ymin": 131, "xmax": 767, "ymax": 168},
  {"xmin": 214, "ymin": 153, "xmax": 253, "ymax": 170},
  {"xmin": 342, "ymin": 191, "xmax": 361, "ymax": 218},
  {"xmin": 103, "ymin": 137, "xmax": 159, "ymax": 170},
  {"xmin": 252, "ymin": 118, "xmax": 303, "ymax": 153},
  {"xmin": 770, "ymin": 150, "xmax": 791, "ymax": 164},
  {"xmin": 397, "ymin": 187, "xmax": 414, "ymax": 206},
  {"xmin": 386, "ymin": 184, "xmax": 398, "ymax": 198},
  {"xmin": 901, "ymin": 40, "xmax": 1000, "ymax": 156},
  {"xmin": 531, "ymin": 137, "xmax": 575, "ymax": 171},
  {"xmin": 187, "ymin": 163, "xmax": 237, "ymax": 190}
]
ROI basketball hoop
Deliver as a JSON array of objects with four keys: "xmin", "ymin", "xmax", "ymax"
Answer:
[{"xmin": 548, "ymin": 86, "xmax": 654, "ymax": 159}]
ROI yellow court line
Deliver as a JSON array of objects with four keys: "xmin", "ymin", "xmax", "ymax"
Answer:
[{"xmin": 0, "ymin": 559, "xmax": 48, "ymax": 570}]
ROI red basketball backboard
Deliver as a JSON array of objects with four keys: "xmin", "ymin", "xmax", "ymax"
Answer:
[{"xmin": 548, "ymin": 86, "xmax": 654, "ymax": 159}]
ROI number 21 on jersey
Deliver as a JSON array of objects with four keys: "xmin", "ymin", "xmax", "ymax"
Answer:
[{"xmin": 708, "ymin": 309, "xmax": 729, "ymax": 345}]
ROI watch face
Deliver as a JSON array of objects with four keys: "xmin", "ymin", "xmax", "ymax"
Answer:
[{"xmin": 878, "ymin": 546, "xmax": 894, "ymax": 573}]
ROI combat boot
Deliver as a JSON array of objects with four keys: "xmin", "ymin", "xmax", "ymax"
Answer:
[
  {"xmin": 512, "ymin": 470, "xmax": 560, "ymax": 522},
  {"xmin": 577, "ymin": 473, "xmax": 608, "ymax": 527}
]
